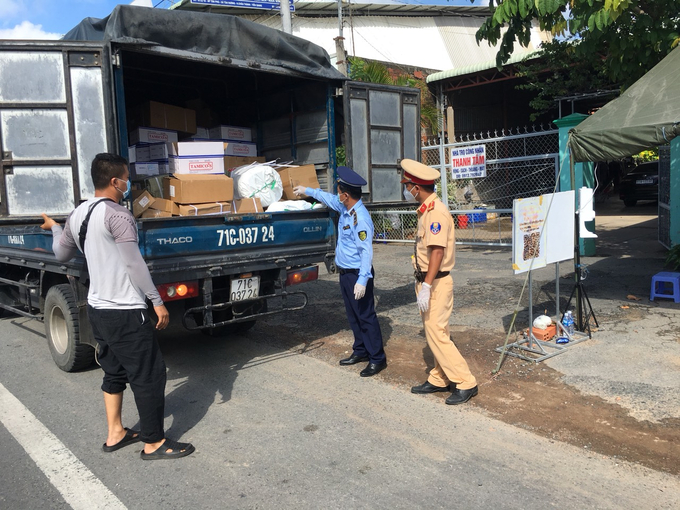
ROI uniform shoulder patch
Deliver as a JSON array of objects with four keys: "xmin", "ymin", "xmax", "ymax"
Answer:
[
  {"xmin": 351, "ymin": 210, "xmax": 358, "ymax": 226},
  {"xmin": 358, "ymin": 230, "xmax": 368, "ymax": 241},
  {"xmin": 427, "ymin": 201, "xmax": 436, "ymax": 211},
  {"xmin": 430, "ymin": 222, "xmax": 441, "ymax": 234},
  {"xmin": 418, "ymin": 203, "xmax": 427, "ymax": 214}
]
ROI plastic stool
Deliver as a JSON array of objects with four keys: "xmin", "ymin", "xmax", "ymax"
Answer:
[{"xmin": 650, "ymin": 272, "xmax": 680, "ymax": 303}]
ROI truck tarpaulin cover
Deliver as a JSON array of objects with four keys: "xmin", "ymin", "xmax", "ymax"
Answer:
[
  {"xmin": 568, "ymin": 46, "xmax": 680, "ymax": 162},
  {"xmin": 61, "ymin": 5, "xmax": 346, "ymax": 82}
]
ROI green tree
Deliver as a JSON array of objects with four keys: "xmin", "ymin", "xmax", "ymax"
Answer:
[
  {"xmin": 348, "ymin": 57, "xmax": 439, "ymax": 135},
  {"xmin": 475, "ymin": 0, "xmax": 680, "ymax": 88}
]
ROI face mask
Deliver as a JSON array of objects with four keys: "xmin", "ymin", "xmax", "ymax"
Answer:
[
  {"xmin": 403, "ymin": 186, "xmax": 417, "ymax": 202},
  {"xmin": 115, "ymin": 178, "xmax": 131, "ymax": 200}
]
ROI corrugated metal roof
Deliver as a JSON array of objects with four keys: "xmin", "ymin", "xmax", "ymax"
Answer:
[
  {"xmin": 171, "ymin": 0, "xmax": 489, "ymax": 16},
  {"xmin": 426, "ymin": 49, "xmax": 542, "ymax": 83},
  {"xmin": 170, "ymin": 1, "xmax": 548, "ymax": 72}
]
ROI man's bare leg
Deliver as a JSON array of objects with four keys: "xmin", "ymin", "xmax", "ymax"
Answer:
[{"xmin": 103, "ymin": 391, "xmax": 131, "ymax": 446}]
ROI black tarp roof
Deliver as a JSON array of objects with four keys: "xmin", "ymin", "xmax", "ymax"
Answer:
[{"xmin": 62, "ymin": 5, "xmax": 346, "ymax": 82}]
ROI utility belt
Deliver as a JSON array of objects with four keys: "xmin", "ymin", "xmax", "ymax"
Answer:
[
  {"xmin": 338, "ymin": 267, "xmax": 360, "ymax": 275},
  {"xmin": 414, "ymin": 271, "xmax": 450, "ymax": 283}
]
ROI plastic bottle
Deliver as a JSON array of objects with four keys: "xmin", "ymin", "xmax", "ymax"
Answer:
[
  {"xmin": 565, "ymin": 310, "xmax": 574, "ymax": 336},
  {"xmin": 562, "ymin": 311, "xmax": 574, "ymax": 336}
]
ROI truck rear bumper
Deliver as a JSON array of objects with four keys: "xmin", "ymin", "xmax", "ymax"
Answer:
[{"xmin": 181, "ymin": 289, "xmax": 307, "ymax": 331}]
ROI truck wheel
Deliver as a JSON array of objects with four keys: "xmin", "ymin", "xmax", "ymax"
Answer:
[
  {"xmin": 44, "ymin": 284, "xmax": 95, "ymax": 372},
  {"xmin": 623, "ymin": 199, "xmax": 637, "ymax": 207}
]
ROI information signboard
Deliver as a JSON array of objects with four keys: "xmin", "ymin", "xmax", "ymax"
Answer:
[
  {"xmin": 190, "ymin": 0, "xmax": 295, "ymax": 11},
  {"xmin": 450, "ymin": 144, "xmax": 486, "ymax": 179}
]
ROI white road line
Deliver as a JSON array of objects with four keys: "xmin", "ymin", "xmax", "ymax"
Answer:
[{"xmin": 0, "ymin": 382, "xmax": 127, "ymax": 510}]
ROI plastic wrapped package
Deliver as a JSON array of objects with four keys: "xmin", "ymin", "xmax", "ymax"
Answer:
[
  {"xmin": 231, "ymin": 164, "xmax": 283, "ymax": 208},
  {"xmin": 266, "ymin": 200, "xmax": 326, "ymax": 213}
]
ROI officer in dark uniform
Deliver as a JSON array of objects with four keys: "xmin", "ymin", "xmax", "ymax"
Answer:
[{"xmin": 294, "ymin": 166, "xmax": 387, "ymax": 377}]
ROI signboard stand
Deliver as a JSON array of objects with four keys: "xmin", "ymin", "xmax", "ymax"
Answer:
[{"xmin": 496, "ymin": 191, "xmax": 591, "ymax": 363}]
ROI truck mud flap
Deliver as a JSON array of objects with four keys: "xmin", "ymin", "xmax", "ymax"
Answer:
[{"xmin": 181, "ymin": 291, "xmax": 308, "ymax": 331}]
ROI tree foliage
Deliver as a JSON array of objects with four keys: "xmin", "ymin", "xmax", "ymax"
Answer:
[
  {"xmin": 348, "ymin": 57, "xmax": 439, "ymax": 134},
  {"xmin": 475, "ymin": 0, "xmax": 680, "ymax": 88}
]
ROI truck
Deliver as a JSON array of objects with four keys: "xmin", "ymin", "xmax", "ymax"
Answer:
[{"xmin": 0, "ymin": 5, "xmax": 420, "ymax": 371}]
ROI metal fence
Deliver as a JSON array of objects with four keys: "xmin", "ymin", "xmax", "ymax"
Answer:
[{"xmin": 369, "ymin": 126, "xmax": 559, "ymax": 247}]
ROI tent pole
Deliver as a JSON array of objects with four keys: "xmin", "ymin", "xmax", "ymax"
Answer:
[{"xmin": 569, "ymin": 149, "xmax": 582, "ymax": 325}]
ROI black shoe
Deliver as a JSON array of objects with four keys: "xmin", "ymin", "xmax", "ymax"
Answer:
[
  {"xmin": 360, "ymin": 361, "xmax": 387, "ymax": 377},
  {"xmin": 445, "ymin": 386, "xmax": 478, "ymax": 405},
  {"xmin": 411, "ymin": 381, "xmax": 450, "ymax": 394},
  {"xmin": 339, "ymin": 354, "xmax": 369, "ymax": 366}
]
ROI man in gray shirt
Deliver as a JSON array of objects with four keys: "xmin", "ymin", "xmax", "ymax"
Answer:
[{"xmin": 41, "ymin": 153, "xmax": 194, "ymax": 460}]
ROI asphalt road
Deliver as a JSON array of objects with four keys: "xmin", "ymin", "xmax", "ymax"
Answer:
[{"xmin": 1, "ymin": 310, "xmax": 679, "ymax": 510}]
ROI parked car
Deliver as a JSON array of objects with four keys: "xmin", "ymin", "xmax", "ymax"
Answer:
[{"xmin": 619, "ymin": 161, "xmax": 658, "ymax": 207}]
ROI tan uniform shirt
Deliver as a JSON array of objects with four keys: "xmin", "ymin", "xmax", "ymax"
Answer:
[{"xmin": 412, "ymin": 193, "xmax": 455, "ymax": 273}]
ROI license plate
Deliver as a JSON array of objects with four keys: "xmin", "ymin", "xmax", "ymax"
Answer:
[
  {"xmin": 230, "ymin": 276, "xmax": 260, "ymax": 302},
  {"xmin": 636, "ymin": 179, "xmax": 653, "ymax": 184}
]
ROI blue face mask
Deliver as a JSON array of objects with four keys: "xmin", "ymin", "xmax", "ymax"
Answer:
[{"xmin": 115, "ymin": 178, "xmax": 131, "ymax": 199}]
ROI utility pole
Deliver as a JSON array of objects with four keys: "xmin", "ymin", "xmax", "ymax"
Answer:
[
  {"xmin": 334, "ymin": 0, "xmax": 347, "ymax": 75},
  {"xmin": 279, "ymin": 0, "xmax": 292, "ymax": 34}
]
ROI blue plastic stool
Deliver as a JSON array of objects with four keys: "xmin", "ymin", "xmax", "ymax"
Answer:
[{"xmin": 650, "ymin": 272, "xmax": 680, "ymax": 303}]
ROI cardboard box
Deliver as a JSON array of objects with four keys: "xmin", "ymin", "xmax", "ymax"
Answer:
[
  {"xmin": 149, "ymin": 143, "xmax": 170, "ymax": 161},
  {"xmin": 223, "ymin": 141, "xmax": 258, "ymax": 157},
  {"xmin": 188, "ymin": 127, "xmax": 211, "ymax": 139},
  {"xmin": 130, "ymin": 162, "xmax": 159, "ymax": 180},
  {"xmin": 184, "ymin": 99, "xmax": 219, "ymax": 127},
  {"xmin": 163, "ymin": 174, "xmax": 233, "ymax": 204},
  {"xmin": 140, "ymin": 209, "xmax": 172, "ymax": 219},
  {"xmin": 277, "ymin": 165, "xmax": 320, "ymax": 200},
  {"xmin": 178, "ymin": 202, "xmax": 231, "ymax": 216},
  {"xmin": 210, "ymin": 125, "xmax": 252, "ymax": 142},
  {"xmin": 166, "ymin": 141, "xmax": 225, "ymax": 174},
  {"xmin": 224, "ymin": 156, "xmax": 266, "ymax": 173},
  {"xmin": 129, "ymin": 127, "xmax": 178, "ymax": 145},
  {"xmin": 128, "ymin": 144, "xmax": 150, "ymax": 163},
  {"xmin": 129, "ymin": 101, "xmax": 196, "ymax": 134},
  {"xmin": 168, "ymin": 141, "xmax": 224, "ymax": 157},
  {"xmin": 169, "ymin": 156, "xmax": 224, "ymax": 175},
  {"xmin": 148, "ymin": 197, "xmax": 179, "ymax": 216},
  {"xmin": 132, "ymin": 190, "xmax": 155, "ymax": 218},
  {"xmin": 231, "ymin": 197, "xmax": 263, "ymax": 214}
]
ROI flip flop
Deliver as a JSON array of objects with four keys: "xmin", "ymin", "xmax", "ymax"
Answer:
[
  {"xmin": 140, "ymin": 439, "xmax": 195, "ymax": 461},
  {"xmin": 102, "ymin": 428, "xmax": 141, "ymax": 453}
]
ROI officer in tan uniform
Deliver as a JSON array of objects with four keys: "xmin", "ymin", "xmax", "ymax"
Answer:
[{"xmin": 400, "ymin": 159, "xmax": 478, "ymax": 405}]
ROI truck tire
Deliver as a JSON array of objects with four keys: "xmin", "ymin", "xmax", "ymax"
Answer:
[
  {"xmin": 44, "ymin": 284, "xmax": 95, "ymax": 372},
  {"xmin": 623, "ymin": 199, "xmax": 637, "ymax": 207}
]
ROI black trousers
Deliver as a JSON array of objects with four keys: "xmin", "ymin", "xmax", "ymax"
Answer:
[
  {"xmin": 339, "ymin": 270, "xmax": 386, "ymax": 364},
  {"xmin": 88, "ymin": 306, "xmax": 166, "ymax": 443}
]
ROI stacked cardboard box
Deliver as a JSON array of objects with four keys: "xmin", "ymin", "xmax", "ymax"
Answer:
[
  {"xmin": 167, "ymin": 141, "xmax": 225, "ymax": 175},
  {"xmin": 128, "ymin": 101, "xmax": 197, "ymax": 135},
  {"xmin": 163, "ymin": 174, "xmax": 234, "ymax": 216}
]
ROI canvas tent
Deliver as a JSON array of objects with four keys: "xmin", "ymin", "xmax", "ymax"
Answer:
[{"xmin": 569, "ymin": 46, "xmax": 680, "ymax": 162}]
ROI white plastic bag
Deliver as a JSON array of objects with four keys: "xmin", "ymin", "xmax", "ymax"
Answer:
[
  {"xmin": 266, "ymin": 200, "xmax": 326, "ymax": 213},
  {"xmin": 231, "ymin": 164, "xmax": 283, "ymax": 208},
  {"xmin": 532, "ymin": 315, "xmax": 552, "ymax": 330}
]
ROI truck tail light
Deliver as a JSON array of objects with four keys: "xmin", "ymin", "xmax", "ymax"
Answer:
[
  {"xmin": 157, "ymin": 281, "xmax": 199, "ymax": 302},
  {"xmin": 285, "ymin": 265, "xmax": 318, "ymax": 287}
]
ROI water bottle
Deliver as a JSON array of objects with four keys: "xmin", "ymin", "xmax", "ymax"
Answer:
[
  {"xmin": 565, "ymin": 311, "xmax": 575, "ymax": 336},
  {"xmin": 562, "ymin": 311, "xmax": 574, "ymax": 336}
]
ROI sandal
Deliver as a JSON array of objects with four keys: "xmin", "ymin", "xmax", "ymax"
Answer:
[
  {"xmin": 140, "ymin": 438, "xmax": 195, "ymax": 461},
  {"xmin": 102, "ymin": 428, "xmax": 141, "ymax": 453}
]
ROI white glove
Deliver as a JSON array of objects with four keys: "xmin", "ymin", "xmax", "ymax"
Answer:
[
  {"xmin": 417, "ymin": 282, "xmax": 431, "ymax": 312},
  {"xmin": 292, "ymin": 185, "xmax": 306, "ymax": 197},
  {"xmin": 354, "ymin": 283, "xmax": 366, "ymax": 300}
]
